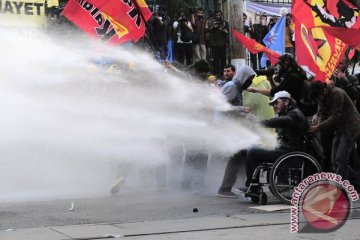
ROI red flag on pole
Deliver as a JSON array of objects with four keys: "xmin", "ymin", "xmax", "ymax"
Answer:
[
  {"xmin": 132, "ymin": 0, "xmax": 152, "ymax": 21},
  {"xmin": 85, "ymin": 0, "xmax": 152, "ymax": 42},
  {"xmin": 62, "ymin": 0, "xmax": 152, "ymax": 45},
  {"xmin": 232, "ymin": 29, "xmax": 280, "ymax": 65},
  {"xmin": 292, "ymin": 0, "xmax": 360, "ymax": 81}
]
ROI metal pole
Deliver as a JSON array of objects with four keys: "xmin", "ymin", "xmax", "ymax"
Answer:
[{"xmin": 352, "ymin": 51, "xmax": 358, "ymax": 75}]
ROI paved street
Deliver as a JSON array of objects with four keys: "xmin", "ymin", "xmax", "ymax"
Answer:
[{"xmin": 1, "ymin": 187, "xmax": 360, "ymax": 240}]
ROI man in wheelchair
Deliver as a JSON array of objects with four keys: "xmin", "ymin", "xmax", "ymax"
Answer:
[{"xmin": 217, "ymin": 91, "xmax": 309, "ymax": 197}]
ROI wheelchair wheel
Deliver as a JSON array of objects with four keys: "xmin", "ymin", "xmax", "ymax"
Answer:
[{"xmin": 269, "ymin": 151, "xmax": 322, "ymax": 205}]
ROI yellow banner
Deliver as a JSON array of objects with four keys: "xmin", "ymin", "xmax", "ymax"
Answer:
[{"xmin": 0, "ymin": 0, "xmax": 58, "ymax": 27}]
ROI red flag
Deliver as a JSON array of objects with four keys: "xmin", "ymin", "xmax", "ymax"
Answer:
[
  {"xmin": 232, "ymin": 29, "xmax": 280, "ymax": 65},
  {"xmin": 85, "ymin": 0, "xmax": 151, "ymax": 42},
  {"xmin": 321, "ymin": 26, "xmax": 360, "ymax": 51},
  {"xmin": 62, "ymin": 0, "xmax": 152, "ymax": 45},
  {"xmin": 292, "ymin": 0, "xmax": 359, "ymax": 81},
  {"xmin": 132, "ymin": 0, "xmax": 152, "ymax": 21},
  {"xmin": 292, "ymin": 0, "xmax": 360, "ymax": 29}
]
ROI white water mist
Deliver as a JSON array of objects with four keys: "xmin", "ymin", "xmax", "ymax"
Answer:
[{"xmin": 0, "ymin": 29, "xmax": 275, "ymax": 202}]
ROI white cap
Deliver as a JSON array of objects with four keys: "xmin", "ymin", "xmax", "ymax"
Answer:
[{"xmin": 269, "ymin": 91, "xmax": 291, "ymax": 105}]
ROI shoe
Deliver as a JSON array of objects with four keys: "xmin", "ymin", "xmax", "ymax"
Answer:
[
  {"xmin": 217, "ymin": 191, "xmax": 239, "ymax": 198},
  {"xmin": 110, "ymin": 176, "xmax": 125, "ymax": 195},
  {"xmin": 237, "ymin": 186, "xmax": 259, "ymax": 194},
  {"xmin": 237, "ymin": 187, "xmax": 249, "ymax": 193}
]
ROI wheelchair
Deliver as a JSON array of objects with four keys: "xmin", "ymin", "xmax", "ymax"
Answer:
[{"xmin": 244, "ymin": 135, "xmax": 323, "ymax": 205}]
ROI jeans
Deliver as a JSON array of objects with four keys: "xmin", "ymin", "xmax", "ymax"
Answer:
[
  {"xmin": 194, "ymin": 44, "xmax": 206, "ymax": 61},
  {"xmin": 332, "ymin": 132, "xmax": 360, "ymax": 185},
  {"xmin": 218, "ymin": 147, "xmax": 287, "ymax": 192},
  {"xmin": 245, "ymin": 147, "xmax": 288, "ymax": 187},
  {"xmin": 319, "ymin": 128, "xmax": 335, "ymax": 172},
  {"xmin": 181, "ymin": 151, "xmax": 209, "ymax": 190},
  {"xmin": 218, "ymin": 150, "xmax": 246, "ymax": 192}
]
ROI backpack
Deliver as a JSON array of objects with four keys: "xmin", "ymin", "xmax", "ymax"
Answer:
[{"xmin": 179, "ymin": 21, "xmax": 194, "ymax": 42}]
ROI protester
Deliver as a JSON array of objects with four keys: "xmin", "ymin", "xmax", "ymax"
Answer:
[
  {"xmin": 173, "ymin": 11, "xmax": 194, "ymax": 66},
  {"xmin": 247, "ymin": 53, "xmax": 307, "ymax": 113},
  {"xmin": 217, "ymin": 91, "xmax": 309, "ymax": 197},
  {"xmin": 243, "ymin": 75, "xmax": 275, "ymax": 120},
  {"xmin": 221, "ymin": 65, "xmax": 255, "ymax": 108},
  {"xmin": 222, "ymin": 64, "xmax": 236, "ymax": 81},
  {"xmin": 268, "ymin": 16, "xmax": 278, "ymax": 30},
  {"xmin": 212, "ymin": 64, "xmax": 235, "ymax": 89},
  {"xmin": 243, "ymin": 13, "xmax": 257, "ymax": 69},
  {"xmin": 208, "ymin": 10, "xmax": 229, "ymax": 77},
  {"xmin": 252, "ymin": 14, "xmax": 268, "ymax": 45},
  {"xmin": 330, "ymin": 55, "xmax": 360, "ymax": 102},
  {"xmin": 213, "ymin": 66, "xmax": 256, "ymax": 199},
  {"xmin": 316, "ymin": 55, "xmax": 360, "ymax": 171},
  {"xmin": 191, "ymin": 8, "xmax": 207, "ymax": 61},
  {"xmin": 285, "ymin": 13, "xmax": 295, "ymax": 57},
  {"xmin": 309, "ymin": 81, "xmax": 360, "ymax": 188},
  {"xmin": 252, "ymin": 14, "xmax": 269, "ymax": 69},
  {"xmin": 149, "ymin": 9, "xmax": 170, "ymax": 59},
  {"xmin": 243, "ymin": 13, "xmax": 253, "ymax": 36}
]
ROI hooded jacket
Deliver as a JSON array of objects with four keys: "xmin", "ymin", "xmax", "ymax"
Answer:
[{"xmin": 221, "ymin": 66, "xmax": 256, "ymax": 106}]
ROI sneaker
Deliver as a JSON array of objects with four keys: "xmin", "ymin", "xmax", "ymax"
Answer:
[
  {"xmin": 110, "ymin": 176, "xmax": 125, "ymax": 195},
  {"xmin": 237, "ymin": 186, "xmax": 259, "ymax": 194},
  {"xmin": 236, "ymin": 187, "xmax": 249, "ymax": 193},
  {"xmin": 217, "ymin": 191, "xmax": 239, "ymax": 198}
]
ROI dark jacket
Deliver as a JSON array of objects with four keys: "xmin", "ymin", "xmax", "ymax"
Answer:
[
  {"xmin": 318, "ymin": 87, "xmax": 360, "ymax": 140},
  {"xmin": 208, "ymin": 19, "xmax": 229, "ymax": 47},
  {"xmin": 252, "ymin": 24, "xmax": 268, "ymax": 44},
  {"xmin": 270, "ymin": 71, "xmax": 306, "ymax": 105},
  {"xmin": 261, "ymin": 105, "xmax": 309, "ymax": 150},
  {"xmin": 332, "ymin": 72, "xmax": 360, "ymax": 102}
]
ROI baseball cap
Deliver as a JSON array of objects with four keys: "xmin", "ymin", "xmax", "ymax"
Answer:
[{"xmin": 269, "ymin": 91, "xmax": 291, "ymax": 106}]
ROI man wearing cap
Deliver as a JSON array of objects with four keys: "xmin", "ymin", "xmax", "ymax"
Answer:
[{"xmin": 217, "ymin": 91, "xmax": 309, "ymax": 197}]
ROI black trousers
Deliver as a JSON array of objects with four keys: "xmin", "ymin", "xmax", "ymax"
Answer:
[
  {"xmin": 211, "ymin": 46, "xmax": 226, "ymax": 77},
  {"xmin": 177, "ymin": 42, "xmax": 193, "ymax": 66}
]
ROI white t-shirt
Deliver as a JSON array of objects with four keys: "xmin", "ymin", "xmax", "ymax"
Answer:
[{"xmin": 173, "ymin": 21, "xmax": 193, "ymax": 44}]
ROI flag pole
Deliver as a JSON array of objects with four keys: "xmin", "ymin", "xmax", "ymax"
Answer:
[
  {"xmin": 132, "ymin": 0, "xmax": 166, "ymax": 61},
  {"xmin": 352, "ymin": 51, "xmax": 358, "ymax": 75}
]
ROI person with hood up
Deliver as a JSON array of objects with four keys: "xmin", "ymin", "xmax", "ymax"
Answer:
[{"xmin": 221, "ymin": 65, "xmax": 256, "ymax": 114}]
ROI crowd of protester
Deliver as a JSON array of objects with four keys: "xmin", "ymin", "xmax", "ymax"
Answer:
[
  {"xmin": 148, "ymin": 7, "xmax": 297, "ymax": 76},
  {"xmin": 42, "ymin": 4, "xmax": 360, "ymax": 199},
  {"xmin": 184, "ymin": 52, "xmax": 360, "ymax": 198},
  {"xmin": 135, "ymin": 47, "xmax": 360, "ymax": 200},
  {"xmin": 149, "ymin": 7, "xmax": 231, "ymax": 76}
]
